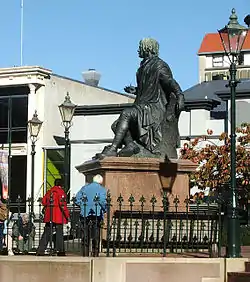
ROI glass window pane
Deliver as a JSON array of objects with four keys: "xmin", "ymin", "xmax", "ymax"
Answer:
[
  {"xmin": 45, "ymin": 149, "xmax": 64, "ymax": 192},
  {"xmin": 12, "ymin": 97, "xmax": 28, "ymax": 128}
]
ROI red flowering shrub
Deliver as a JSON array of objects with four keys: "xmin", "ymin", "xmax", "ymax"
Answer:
[{"xmin": 180, "ymin": 124, "xmax": 250, "ymax": 190}]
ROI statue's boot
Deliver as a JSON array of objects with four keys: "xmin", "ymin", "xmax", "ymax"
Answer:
[
  {"xmin": 94, "ymin": 145, "xmax": 118, "ymax": 159},
  {"xmin": 118, "ymin": 142, "xmax": 140, "ymax": 157}
]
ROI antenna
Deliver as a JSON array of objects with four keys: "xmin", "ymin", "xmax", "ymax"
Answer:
[{"xmin": 20, "ymin": 0, "xmax": 24, "ymax": 66}]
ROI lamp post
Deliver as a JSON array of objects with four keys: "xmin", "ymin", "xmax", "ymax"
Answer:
[
  {"xmin": 218, "ymin": 8, "xmax": 249, "ymax": 258},
  {"xmin": 27, "ymin": 111, "xmax": 43, "ymax": 216},
  {"xmin": 58, "ymin": 92, "xmax": 77, "ymax": 199}
]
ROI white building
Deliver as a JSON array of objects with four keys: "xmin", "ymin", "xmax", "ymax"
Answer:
[{"xmin": 0, "ymin": 66, "xmax": 133, "ymax": 205}]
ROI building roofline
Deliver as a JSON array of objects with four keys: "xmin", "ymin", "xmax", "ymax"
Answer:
[
  {"xmin": 198, "ymin": 49, "xmax": 250, "ymax": 56},
  {"xmin": 198, "ymin": 32, "xmax": 250, "ymax": 55},
  {"xmin": 74, "ymin": 103, "xmax": 134, "ymax": 116},
  {"xmin": 216, "ymin": 89, "xmax": 250, "ymax": 100},
  {"xmin": 185, "ymin": 99, "xmax": 221, "ymax": 111},
  {"xmin": 0, "ymin": 66, "xmax": 52, "ymax": 76},
  {"xmin": 74, "ymin": 99, "xmax": 221, "ymax": 116},
  {"xmin": 52, "ymin": 73, "xmax": 136, "ymax": 99}
]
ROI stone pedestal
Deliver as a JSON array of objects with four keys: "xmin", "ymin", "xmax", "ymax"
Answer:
[{"xmin": 76, "ymin": 157, "xmax": 196, "ymax": 211}]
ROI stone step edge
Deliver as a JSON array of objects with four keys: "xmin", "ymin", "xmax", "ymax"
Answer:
[
  {"xmin": 228, "ymin": 272, "xmax": 250, "ymax": 276},
  {"xmin": 201, "ymin": 277, "xmax": 221, "ymax": 282}
]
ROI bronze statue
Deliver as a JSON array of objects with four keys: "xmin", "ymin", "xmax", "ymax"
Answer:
[{"xmin": 96, "ymin": 38, "xmax": 185, "ymax": 159}]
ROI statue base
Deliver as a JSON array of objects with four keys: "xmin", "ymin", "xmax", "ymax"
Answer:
[{"xmin": 75, "ymin": 157, "xmax": 197, "ymax": 212}]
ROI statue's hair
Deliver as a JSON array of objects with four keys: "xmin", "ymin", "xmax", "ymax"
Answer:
[
  {"xmin": 93, "ymin": 174, "xmax": 103, "ymax": 184},
  {"xmin": 139, "ymin": 38, "xmax": 159, "ymax": 56}
]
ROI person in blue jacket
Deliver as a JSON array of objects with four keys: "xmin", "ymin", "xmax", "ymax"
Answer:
[{"xmin": 75, "ymin": 174, "xmax": 107, "ymax": 257}]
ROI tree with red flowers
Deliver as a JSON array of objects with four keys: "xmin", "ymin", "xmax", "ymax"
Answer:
[{"xmin": 180, "ymin": 123, "xmax": 250, "ymax": 191}]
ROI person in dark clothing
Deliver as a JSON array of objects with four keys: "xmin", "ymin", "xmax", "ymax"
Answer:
[
  {"xmin": 75, "ymin": 174, "xmax": 107, "ymax": 257},
  {"xmin": 12, "ymin": 213, "xmax": 36, "ymax": 253},
  {"xmin": 0, "ymin": 220, "xmax": 3, "ymax": 252},
  {"xmin": 0, "ymin": 198, "xmax": 7, "ymax": 253},
  {"xmin": 37, "ymin": 179, "xmax": 70, "ymax": 256}
]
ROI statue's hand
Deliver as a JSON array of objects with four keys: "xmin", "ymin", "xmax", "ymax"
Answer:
[
  {"xmin": 176, "ymin": 94, "xmax": 185, "ymax": 114},
  {"xmin": 124, "ymin": 85, "xmax": 136, "ymax": 94}
]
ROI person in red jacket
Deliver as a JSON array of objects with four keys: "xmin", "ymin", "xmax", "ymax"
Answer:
[{"xmin": 36, "ymin": 179, "xmax": 69, "ymax": 256}]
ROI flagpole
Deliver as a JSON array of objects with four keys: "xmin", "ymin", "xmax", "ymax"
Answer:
[{"xmin": 20, "ymin": 0, "xmax": 24, "ymax": 66}]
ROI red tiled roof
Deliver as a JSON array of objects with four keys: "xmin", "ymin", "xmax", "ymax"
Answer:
[{"xmin": 198, "ymin": 32, "xmax": 250, "ymax": 54}]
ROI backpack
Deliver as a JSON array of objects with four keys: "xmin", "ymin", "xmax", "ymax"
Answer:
[{"xmin": 0, "ymin": 203, "xmax": 8, "ymax": 221}]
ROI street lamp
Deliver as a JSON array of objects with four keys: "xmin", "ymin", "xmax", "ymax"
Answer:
[
  {"xmin": 27, "ymin": 110, "xmax": 43, "ymax": 216},
  {"xmin": 218, "ymin": 8, "xmax": 249, "ymax": 258},
  {"xmin": 58, "ymin": 92, "xmax": 77, "ymax": 198}
]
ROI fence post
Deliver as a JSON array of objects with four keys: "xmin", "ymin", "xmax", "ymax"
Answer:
[
  {"xmin": 150, "ymin": 195, "xmax": 157, "ymax": 250},
  {"xmin": 173, "ymin": 196, "xmax": 180, "ymax": 252},
  {"xmin": 82, "ymin": 194, "xmax": 88, "ymax": 257},
  {"xmin": 71, "ymin": 195, "xmax": 76, "ymax": 252},
  {"xmin": 162, "ymin": 191, "xmax": 168, "ymax": 257},
  {"xmin": 218, "ymin": 202, "xmax": 223, "ymax": 257},
  {"xmin": 128, "ymin": 195, "xmax": 135, "ymax": 252},
  {"xmin": 38, "ymin": 197, "xmax": 42, "ymax": 245},
  {"xmin": 139, "ymin": 195, "xmax": 146, "ymax": 252},
  {"xmin": 49, "ymin": 192, "xmax": 54, "ymax": 255},
  {"xmin": 106, "ymin": 191, "xmax": 111, "ymax": 257},
  {"xmin": 27, "ymin": 196, "xmax": 32, "ymax": 253},
  {"xmin": 116, "ymin": 194, "xmax": 124, "ymax": 254}
]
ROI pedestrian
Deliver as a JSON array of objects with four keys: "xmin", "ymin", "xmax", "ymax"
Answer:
[
  {"xmin": 3, "ymin": 212, "xmax": 14, "ymax": 256},
  {"xmin": 75, "ymin": 174, "xmax": 107, "ymax": 257},
  {"xmin": 36, "ymin": 179, "xmax": 69, "ymax": 256},
  {"xmin": 12, "ymin": 213, "xmax": 35, "ymax": 253},
  {"xmin": 0, "ymin": 197, "xmax": 8, "ymax": 254}
]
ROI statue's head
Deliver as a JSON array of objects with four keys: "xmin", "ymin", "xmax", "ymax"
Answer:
[{"xmin": 138, "ymin": 38, "xmax": 159, "ymax": 58}]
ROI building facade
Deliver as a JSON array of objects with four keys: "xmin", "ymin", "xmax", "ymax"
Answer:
[
  {"xmin": 198, "ymin": 33, "xmax": 250, "ymax": 83},
  {"xmin": 0, "ymin": 66, "xmax": 134, "ymax": 205}
]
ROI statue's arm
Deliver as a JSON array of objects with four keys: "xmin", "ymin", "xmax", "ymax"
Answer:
[
  {"xmin": 159, "ymin": 70, "xmax": 182, "ymax": 96},
  {"xmin": 159, "ymin": 70, "xmax": 185, "ymax": 113}
]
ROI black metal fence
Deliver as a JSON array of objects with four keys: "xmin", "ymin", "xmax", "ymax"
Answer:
[{"xmin": 0, "ymin": 193, "xmax": 224, "ymax": 257}]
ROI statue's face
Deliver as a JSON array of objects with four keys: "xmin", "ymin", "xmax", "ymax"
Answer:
[{"xmin": 137, "ymin": 42, "xmax": 145, "ymax": 58}]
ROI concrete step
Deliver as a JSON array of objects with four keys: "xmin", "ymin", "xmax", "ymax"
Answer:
[
  {"xmin": 201, "ymin": 278, "xmax": 221, "ymax": 282},
  {"xmin": 228, "ymin": 272, "xmax": 250, "ymax": 282}
]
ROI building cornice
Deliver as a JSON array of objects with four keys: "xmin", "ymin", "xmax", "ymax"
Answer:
[
  {"xmin": 74, "ymin": 99, "xmax": 220, "ymax": 116},
  {"xmin": 205, "ymin": 65, "xmax": 250, "ymax": 71},
  {"xmin": 0, "ymin": 66, "xmax": 52, "ymax": 87},
  {"xmin": 74, "ymin": 103, "xmax": 134, "ymax": 116},
  {"xmin": 198, "ymin": 50, "xmax": 250, "ymax": 56},
  {"xmin": 184, "ymin": 99, "xmax": 220, "ymax": 111},
  {"xmin": 216, "ymin": 89, "xmax": 250, "ymax": 100}
]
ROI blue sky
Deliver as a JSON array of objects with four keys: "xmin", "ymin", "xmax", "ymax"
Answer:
[{"xmin": 0, "ymin": 0, "xmax": 248, "ymax": 92}]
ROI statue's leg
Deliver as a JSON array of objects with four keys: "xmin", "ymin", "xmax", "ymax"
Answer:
[
  {"xmin": 100, "ymin": 108, "xmax": 137, "ymax": 156},
  {"xmin": 111, "ymin": 120, "xmax": 118, "ymax": 134},
  {"xmin": 110, "ymin": 108, "xmax": 135, "ymax": 149},
  {"xmin": 111, "ymin": 115, "xmax": 137, "ymax": 146},
  {"xmin": 111, "ymin": 119, "xmax": 133, "ymax": 148}
]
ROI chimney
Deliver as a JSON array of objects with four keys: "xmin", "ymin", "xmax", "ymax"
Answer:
[{"xmin": 82, "ymin": 69, "xmax": 101, "ymax": 86}]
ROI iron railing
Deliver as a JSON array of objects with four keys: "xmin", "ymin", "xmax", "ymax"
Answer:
[{"xmin": 0, "ymin": 193, "xmax": 223, "ymax": 257}]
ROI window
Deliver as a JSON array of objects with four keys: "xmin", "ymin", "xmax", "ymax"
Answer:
[
  {"xmin": 212, "ymin": 56, "xmax": 223, "ymax": 67},
  {"xmin": 0, "ymin": 94, "xmax": 28, "ymax": 144},
  {"xmin": 44, "ymin": 148, "xmax": 64, "ymax": 193}
]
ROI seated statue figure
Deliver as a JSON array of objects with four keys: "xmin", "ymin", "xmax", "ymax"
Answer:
[{"xmin": 96, "ymin": 38, "xmax": 185, "ymax": 159}]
